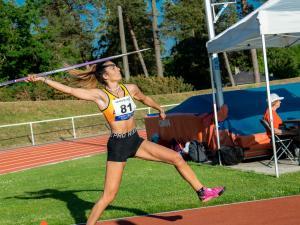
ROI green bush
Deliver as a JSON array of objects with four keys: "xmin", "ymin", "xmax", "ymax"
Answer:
[
  {"xmin": 0, "ymin": 86, "xmax": 16, "ymax": 102},
  {"xmin": 127, "ymin": 75, "xmax": 194, "ymax": 95},
  {"xmin": 0, "ymin": 76, "xmax": 74, "ymax": 102},
  {"xmin": 258, "ymin": 46, "xmax": 300, "ymax": 79}
]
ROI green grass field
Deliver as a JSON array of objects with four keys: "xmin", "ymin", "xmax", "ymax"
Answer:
[{"xmin": 0, "ymin": 153, "xmax": 300, "ymax": 225}]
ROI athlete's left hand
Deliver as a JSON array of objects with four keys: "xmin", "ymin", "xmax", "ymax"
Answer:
[{"xmin": 159, "ymin": 110, "xmax": 166, "ymax": 120}]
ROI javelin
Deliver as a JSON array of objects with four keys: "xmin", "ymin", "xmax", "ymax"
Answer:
[{"xmin": 0, "ymin": 48, "xmax": 150, "ymax": 87}]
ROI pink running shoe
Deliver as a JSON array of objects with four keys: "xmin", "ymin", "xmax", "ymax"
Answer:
[{"xmin": 197, "ymin": 186, "xmax": 225, "ymax": 202}]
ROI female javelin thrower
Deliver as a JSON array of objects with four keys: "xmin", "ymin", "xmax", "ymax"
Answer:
[{"xmin": 27, "ymin": 61, "xmax": 225, "ymax": 225}]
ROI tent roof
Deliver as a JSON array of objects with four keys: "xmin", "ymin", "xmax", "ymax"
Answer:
[{"xmin": 207, "ymin": 0, "xmax": 300, "ymax": 53}]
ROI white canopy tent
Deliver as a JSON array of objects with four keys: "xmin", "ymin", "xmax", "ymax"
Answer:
[
  {"xmin": 206, "ymin": 0, "xmax": 300, "ymax": 177},
  {"xmin": 207, "ymin": 0, "xmax": 300, "ymax": 53}
]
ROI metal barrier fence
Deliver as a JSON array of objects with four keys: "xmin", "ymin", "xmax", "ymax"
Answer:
[{"xmin": 0, "ymin": 103, "xmax": 179, "ymax": 147}]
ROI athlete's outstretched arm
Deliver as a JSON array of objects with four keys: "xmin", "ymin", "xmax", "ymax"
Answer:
[
  {"xmin": 26, "ymin": 75, "xmax": 100, "ymax": 102},
  {"xmin": 127, "ymin": 84, "xmax": 166, "ymax": 119}
]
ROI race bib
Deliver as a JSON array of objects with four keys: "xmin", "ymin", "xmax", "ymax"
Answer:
[{"xmin": 112, "ymin": 96, "xmax": 136, "ymax": 121}]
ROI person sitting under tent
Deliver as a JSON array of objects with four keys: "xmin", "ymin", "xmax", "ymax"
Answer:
[
  {"xmin": 263, "ymin": 93, "xmax": 298, "ymax": 137},
  {"xmin": 263, "ymin": 93, "xmax": 300, "ymax": 158}
]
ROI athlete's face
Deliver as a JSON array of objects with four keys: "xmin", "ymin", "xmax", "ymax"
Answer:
[{"xmin": 103, "ymin": 61, "xmax": 122, "ymax": 82}]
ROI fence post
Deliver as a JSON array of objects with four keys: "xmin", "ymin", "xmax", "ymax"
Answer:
[
  {"xmin": 29, "ymin": 122, "xmax": 35, "ymax": 145},
  {"xmin": 71, "ymin": 117, "xmax": 77, "ymax": 139}
]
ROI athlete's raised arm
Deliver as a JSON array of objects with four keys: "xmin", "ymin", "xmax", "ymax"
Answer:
[{"xmin": 26, "ymin": 75, "xmax": 101, "ymax": 102}]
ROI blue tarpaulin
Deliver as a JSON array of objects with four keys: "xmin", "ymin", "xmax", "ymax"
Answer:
[{"xmin": 167, "ymin": 82, "xmax": 300, "ymax": 135}]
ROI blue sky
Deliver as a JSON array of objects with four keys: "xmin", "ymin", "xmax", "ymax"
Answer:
[{"xmin": 16, "ymin": 0, "xmax": 24, "ymax": 5}]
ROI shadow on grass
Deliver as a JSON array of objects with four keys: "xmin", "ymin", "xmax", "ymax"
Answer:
[
  {"xmin": 6, "ymin": 188, "xmax": 97, "ymax": 224},
  {"xmin": 7, "ymin": 188, "xmax": 182, "ymax": 225}
]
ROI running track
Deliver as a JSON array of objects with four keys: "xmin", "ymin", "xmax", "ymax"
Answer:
[
  {"xmin": 0, "ymin": 130, "xmax": 147, "ymax": 175},
  {"xmin": 95, "ymin": 195, "xmax": 300, "ymax": 225}
]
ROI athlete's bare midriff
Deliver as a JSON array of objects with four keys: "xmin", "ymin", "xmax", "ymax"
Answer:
[{"xmin": 108, "ymin": 117, "xmax": 136, "ymax": 134}]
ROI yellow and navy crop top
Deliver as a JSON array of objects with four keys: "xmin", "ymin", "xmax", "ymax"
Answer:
[{"xmin": 101, "ymin": 84, "xmax": 136, "ymax": 123}]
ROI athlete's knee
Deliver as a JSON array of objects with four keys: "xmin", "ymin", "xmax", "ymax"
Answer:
[
  {"xmin": 102, "ymin": 190, "xmax": 118, "ymax": 204},
  {"xmin": 172, "ymin": 153, "xmax": 186, "ymax": 167}
]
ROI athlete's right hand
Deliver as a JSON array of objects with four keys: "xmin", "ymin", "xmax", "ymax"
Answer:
[{"xmin": 25, "ymin": 74, "xmax": 45, "ymax": 83}]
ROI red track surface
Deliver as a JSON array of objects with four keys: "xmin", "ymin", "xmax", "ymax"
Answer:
[
  {"xmin": 0, "ymin": 130, "xmax": 146, "ymax": 175},
  {"xmin": 98, "ymin": 195, "xmax": 300, "ymax": 225}
]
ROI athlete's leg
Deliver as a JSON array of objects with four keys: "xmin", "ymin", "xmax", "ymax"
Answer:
[
  {"xmin": 135, "ymin": 140, "xmax": 203, "ymax": 191},
  {"xmin": 135, "ymin": 140, "xmax": 225, "ymax": 202},
  {"xmin": 86, "ymin": 161, "xmax": 126, "ymax": 225}
]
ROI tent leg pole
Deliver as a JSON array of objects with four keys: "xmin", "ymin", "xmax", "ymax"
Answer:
[
  {"xmin": 262, "ymin": 34, "xmax": 279, "ymax": 178},
  {"xmin": 209, "ymin": 56, "xmax": 222, "ymax": 166}
]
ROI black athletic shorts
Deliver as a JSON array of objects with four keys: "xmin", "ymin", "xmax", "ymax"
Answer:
[{"xmin": 107, "ymin": 129, "xmax": 144, "ymax": 162}]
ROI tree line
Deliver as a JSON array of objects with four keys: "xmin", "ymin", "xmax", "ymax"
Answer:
[{"xmin": 0, "ymin": 0, "xmax": 299, "ymax": 94}]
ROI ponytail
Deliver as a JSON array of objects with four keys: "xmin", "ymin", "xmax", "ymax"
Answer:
[{"xmin": 66, "ymin": 64, "xmax": 106, "ymax": 88}]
